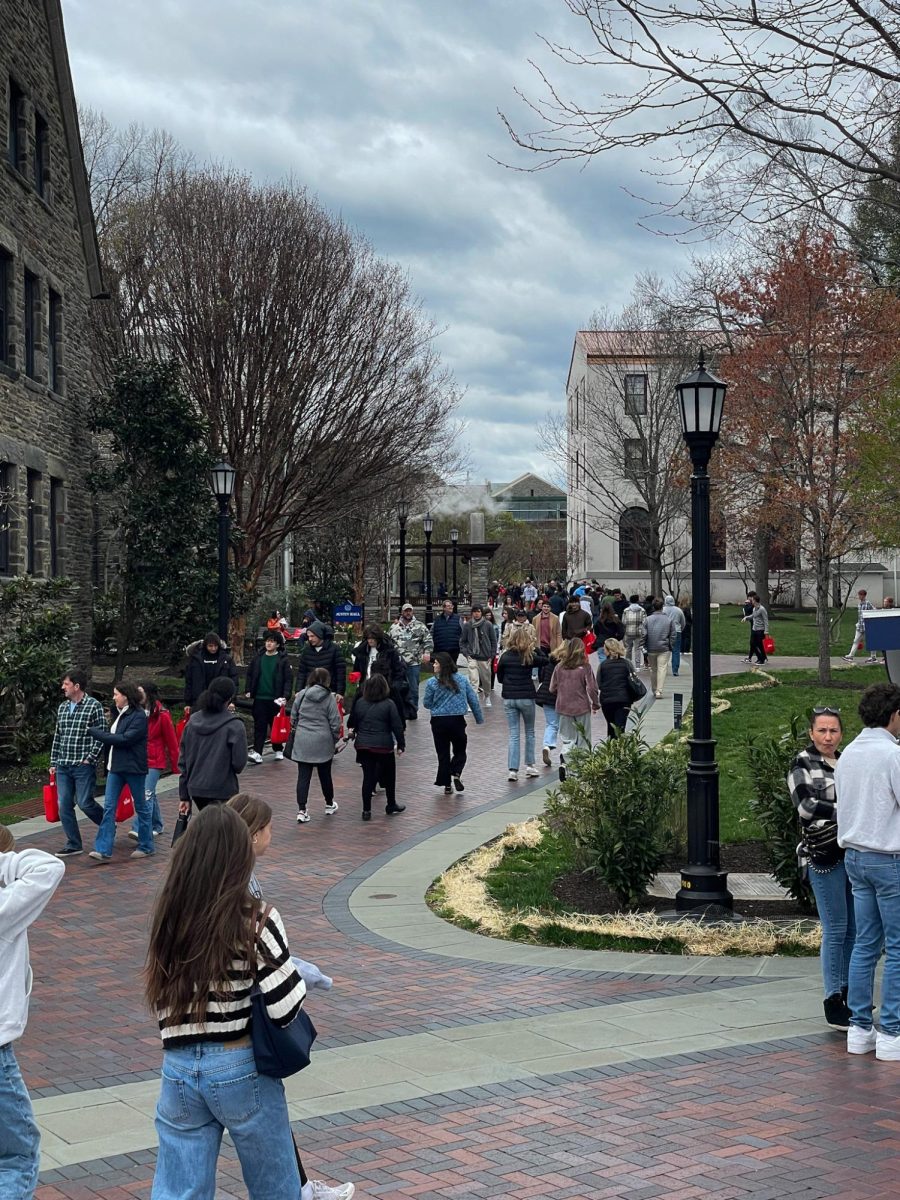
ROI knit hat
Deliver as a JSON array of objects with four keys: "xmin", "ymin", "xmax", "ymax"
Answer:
[
  {"xmin": 307, "ymin": 620, "xmax": 328, "ymax": 640},
  {"xmin": 664, "ymin": 595, "xmax": 675, "ymax": 605}
]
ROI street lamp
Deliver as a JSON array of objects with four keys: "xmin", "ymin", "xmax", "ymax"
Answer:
[
  {"xmin": 210, "ymin": 461, "xmax": 236, "ymax": 643},
  {"xmin": 673, "ymin": 351, "xmax": 732, "ymax": 914},
  {"xmin": 397, "ymin": 497, "xmax": 409, "ymax": 607},
  {"xmin": 423, "ymin": 512, "xmax": 434, "ymax": 625},
  {"xmin": 450, "ymin": 527, "xmax": 459, "ymax": 605}
]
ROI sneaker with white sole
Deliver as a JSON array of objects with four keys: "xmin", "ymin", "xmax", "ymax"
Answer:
[
  {"xmin": 127, "ymin": 829, "xmax": 139, "ymax": 841},
  {"xmin": 847, "ymin": 1025, "xmax": 877, "ymax": 1054},
  {"xmin": 484, "ymin": 697, "xmax": 492, "ymax": 708},
  {"xmin": 248, "ymin": 750, "xmax": 263, "ymax": 764},
  {"xmin": 325, "ymin": 801, "xmax": 338, "ymax": 815},
  {"xmin": 507, "ymin": 769, "xmax": 518, "ymax": 781},
  {"xmin": 525, "ymin": 765, "xmax": 540, "ymax": 777},
  {"xmin": 305, "ymin": 1179, "xmax": 355, "ymax": 1200},
  {"xmin": 274, "ymin": 750, "xmax": 284, "ymax": 760},
  {"xmin": 296, "ymin": 810, "xmax": 310, "ymax": 823},
  {"xmin": 876, "ymin": 1030, "xmax": 900, "ymax": 1060},
  {"xmin": 542, "ymin": 747, "xmax": 551, "ymax": 766}
]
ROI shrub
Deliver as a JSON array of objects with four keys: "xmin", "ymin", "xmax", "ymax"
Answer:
[
  {"xmin": 544, "ymin": 731, "xmax": 688, "ymax": 909},
  {"xmin": 746, "ymin": 715, "xmax": 815, "ymax": 910}
]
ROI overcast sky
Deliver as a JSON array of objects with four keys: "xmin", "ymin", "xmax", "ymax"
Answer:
[{"xmin": 63, "ymin": 0, "xmax": 695, "ymax": 488}]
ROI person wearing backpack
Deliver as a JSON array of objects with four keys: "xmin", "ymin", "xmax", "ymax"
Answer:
[{"xmin": 290, "ymin": 667, "xmax": 342, "ymax": 824}]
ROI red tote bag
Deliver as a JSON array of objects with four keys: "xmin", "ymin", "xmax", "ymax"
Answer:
[
  {"xmin": 43, "ymin": 773, "xmax": 60, "ymax": 823},
  {"xmin": 270, "ymin": 704, "xmax": 292, "ymax": 744},
  {"xmin": 762, "ymin": 634, "xmax": 775, "ymax": 656},
  {"xmin": 115, "ymin": 785, "xmax": 135, "ymax": 823}
]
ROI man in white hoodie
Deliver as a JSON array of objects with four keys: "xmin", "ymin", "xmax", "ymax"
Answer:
[{"xmin": 0, "ymin": 827, "xmax": 65, "ymax": 1197}]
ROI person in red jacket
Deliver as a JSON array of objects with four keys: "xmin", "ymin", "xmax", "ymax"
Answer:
[{"xmin": 129, "ymin": 681, "xmax": 180, "ymax": 841}]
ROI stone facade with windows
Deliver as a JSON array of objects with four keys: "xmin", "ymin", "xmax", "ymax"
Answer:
[{"xmin": 0, "ymin": 0, "xmax": 104, "ymax": 661}]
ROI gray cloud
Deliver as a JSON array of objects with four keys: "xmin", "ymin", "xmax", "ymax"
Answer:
[{"xmin": 63, "ymin": 0, "xmax": 697, "ymax": 483}]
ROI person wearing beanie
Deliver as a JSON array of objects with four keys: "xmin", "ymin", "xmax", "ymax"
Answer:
[
  {"xmin": 245, "ymin": 630, "xmax": 293, "ymax": 763},
  {"xmin": 294, "ymin": 621, "xmax": 347, "ymax": 698}
]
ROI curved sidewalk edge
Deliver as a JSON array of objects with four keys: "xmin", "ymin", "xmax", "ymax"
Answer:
[{"xmin": 337, "ymin": 782, "xmax": 821, "ymax": 980}]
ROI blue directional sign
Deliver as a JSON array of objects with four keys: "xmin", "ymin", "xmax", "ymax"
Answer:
[{"xmin": 332, "ymin": 602, "xmax": 364, "ymax": 623}]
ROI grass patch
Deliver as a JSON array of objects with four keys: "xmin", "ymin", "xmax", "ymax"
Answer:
[
  {"xmin": 483, "ymin": 831, "xmax": 569, "ymax": 913},
  {"xmin": 710, "ymin": 604, "xmax": 851, "ymax": 657}
]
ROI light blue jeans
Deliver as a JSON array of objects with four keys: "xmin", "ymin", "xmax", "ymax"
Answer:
[
  {"xmin": 95, "ymin": 770, "xmax": 153, "ymax": 856},
  {"xmin": 152, "ymin": 1043, "xmax": 301, "ymax": 1200},
  {"xmin": 0, "ymin": 1043, "xmax": 39, "ymax": 1200},
  {"xmin": 845, "ymin": 848, "xmax": 900, "ymax": 1034},
  {"xmin": 541, "ymin": 705, "xmax": 560, "ymax": 748},
  {"xmin": 133, "ymin": 767, "xmax": 164, "ymax": 836},
  {"xmin": 504, "ymin": 698, "xmax": 536, "ymax": 770},
  {"xmin": 808, "ymin": 859, "xmax": 855, "ymax": 998}
]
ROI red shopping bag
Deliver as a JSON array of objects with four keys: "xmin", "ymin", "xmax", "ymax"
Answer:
[
  {"xmin": 270, "ymin": 704, "xmax": 291, "ymax": 744},
  {"xmin": 583, "ymin": 630, "xmax": 597, "ymax": 654},
  {"xmin": 43, "ymin": 772, "xmax": 59, "ymax": 822},
  {"xmin": 762, "ymin": 634, "xmax": 775, "ymax": 656},
  {"xmin": 175, "ymin": 710, "xmax": 189, "ymax": 749},
  {"xmin": 115, "ymin": 785, "xmax": 135, "ymax": 823},
  {"xmin": 337, "ymin": 697, "xmax": 345, "ymax": 739}
]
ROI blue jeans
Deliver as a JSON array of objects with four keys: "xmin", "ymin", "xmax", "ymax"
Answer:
[
  {"xmin": 55, "ymin": 762, "xmax": 103, "ymax": 851},
  {"xmin": 845, "ymin": 848, "xmax": 900, "ymax": 1034},
  {"xmin": 0, "ymin": 1043, "xmax": 39, "ymax": 1200},
  {"xmin": 504, "ymin": 699, "xmax": 535, "ymax": 770},
  {"xmin": 808, "ymin": 859, "xmax": 855, "ymax": 998},
  {"xmin": 405, "ymin": 664, "xmax": 420, "ymax": 710},
  {"xmin": 152, "ymin": 1043, "xmax": 301, "ymax": 1200},
  {"xmin": 133, "ymin": 767, "xmax": 164, "ymax": 835},
  {"xmin": 541, "ymin": 705, "xmax": 560, "ymax": 748},
  {"xmin": 671, "ymin": 631, "xmax": 682, "ymax": 675},
  {"xmin": 94, "ymin": 770, "xmax": 153, "ymax": 857}
]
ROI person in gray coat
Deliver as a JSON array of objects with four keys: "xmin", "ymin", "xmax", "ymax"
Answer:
[
  {"xmin": 662, "ymin": 594, "xmax": 687, "ymax": 676},
  {"xmin": 645, "ymin": 599, "xmax": 677, "ymax": 699},
  {"xmin": 290, "ymin": 667, "xmax": 342, "ymax": 823}
]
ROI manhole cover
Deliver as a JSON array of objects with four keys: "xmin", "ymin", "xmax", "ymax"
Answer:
[{"xmin": 368, "ymin": 893, "xmax": 397, "ymax": 899}]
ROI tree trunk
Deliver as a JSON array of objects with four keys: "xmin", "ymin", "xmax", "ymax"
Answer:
[
  {"xmin": 753, "ymin": 525, "xmax": 770, "ymax": 604},
  {"xmin": 815, "ymin": 561, "xmax": 832, "ymax": 685},
  {"xmin": 793, "ymin": 529, "xmax": 804, "ymax": 609}
]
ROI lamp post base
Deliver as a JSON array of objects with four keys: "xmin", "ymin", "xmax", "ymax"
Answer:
[{"xmin": 674, "ymin": 866, "xmax": 733, "ymax": 912}]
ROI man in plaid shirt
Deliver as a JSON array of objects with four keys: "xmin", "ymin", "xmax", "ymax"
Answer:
[{"xmin": 49, "ymin": 669, "xmax": 106, "ymax": 857}]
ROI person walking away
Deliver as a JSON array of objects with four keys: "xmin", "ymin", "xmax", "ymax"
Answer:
[
  {"xmin": 50, "ymin": 669, "xmax": 106, "ymax": 858},
  {"xmin": 129, "ymin": 682, "xmax": 179, "ymax": 843},
  {"xmin": 460, "ymin": 603, "xmax": 496, "ymax": 707},
  {"xmin": 593, "ymin": 603, "xmax": 624, "ymax": 662},
  {"xmin": 561, "ymin": 597, "xmax": 592, "ymax": 641},
  {"xmin": 177, "ymin": 678, "xmax": 248, "ymax": 813},
  {"xmin": 245, "ymin": 630, "xmax": 292, "ymax": 764},
  {"xmin": 88, "ymin": 681, "xmax": 153, "ymax": 863},
  {"xmin": 532, "ymin": 599, "xmax": 562, "ymax": 655},
  {"xmin": 843, "ymin": 588, "xmax": 877, "ymax": 663},
  {"xmin": 294, "ymin": 620, "xmax": 347, "ymax": 701},
  {"xmin": 597, "ymin": 639, "xmax": 635, "ymax": 736},
  {"xmin": 788, "ymin": 707, "xmax": 854, "ymax": 1030},
  {"xmin": 645, "ymin": 599, "xmax": 676, "ymax": 699},
  {"xmin": 679, "ymin": 594, "xmax": 693, "ymax": 654},
  {"xmin": 548, "ymin": 588, "xmax": 568, "ymax": 616},
  {"xmin": 622, "ymin": 596, "xmax": 647, "ymax": 669},
  {"xmin": 662, "ymin": 595, "xmax": 686, "ymax": 676},
  {"xmin": 0, "ymin": 825, "xmax": 65, "ymax": 1200},
  {"xmin": 497, "ymin": 627, "xmax": 548, "ymax": 782},
  {"xmin": 836, "ymin": 683, "xmax": 900, "ymax": 1059},
  {"xmin": 423, "ymin": 652, "xmax": 483, "ymax": 794},
  {"xmin": 535, "ymin": 652, "xmax": 560, "ymax": 766},
  {"xmin": 390, "ymin": 603, "xmax": 433, "ymax": 717},
  {"xmin": 348, "ymin": 674, "xmax": 406, "ymax": 820},
  {"xmin": 352, "ymin": 626, "xmax": 412, "ymax": 721},
  {"xmin": 432, "ymin": 599, "xmax": 464, "ymax": 660},
  {"xmin": 743, "ymin": 594, "xmax": 770, "ymax": 665},
  {"xmin": 550, "ymin": 638, "xmax": 600, "ymax": 770},
  {"xmin": 291, "ymin": 667, "xmax": 342, "ymax": 823},
  {"xmin": 182, "ymin": 633, "xmax": 239, "ymax": 715}
]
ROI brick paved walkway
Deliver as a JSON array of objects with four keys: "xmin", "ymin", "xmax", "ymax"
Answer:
[{"xmin": 9, "ymin": 667, "xmax": 896, "ymax": 1199}]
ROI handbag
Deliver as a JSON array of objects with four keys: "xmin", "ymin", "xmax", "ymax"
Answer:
[
  {"xmin": 800, "ymin": 819, "xmax": 841, "ymax": 868},
  {"xmin": 170, "ymin": 812, "xmax": 190, "ymax": 846},
  {"xmin": 626, "ymin": 667, "xmax": 647, "ymax": 702},
  {"xmin": 762, "ymin": 634, "xmax": 775, "ymax": 655},
  {"xmin": 270, "ymin": 703, "xmax": 291, "ymax": 744},
  {"xmin": 251, "ymin": 906, "xmax": 317, "ymax": 1078},
  {"xmin": 43, "ymin": 772, "xmax": 59, "ymax": 822},
  {"xmin": 115, "ymin": 785, "xmax": 135, "ymax": 822},
  {"xmin": 583, "ymin": 630, "xmax": 597, "ymax": 654}
]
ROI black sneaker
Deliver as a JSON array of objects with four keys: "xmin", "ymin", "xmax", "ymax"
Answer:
[
  {"xmin": 452, "ymin": 776, "xmax": 464, "ymax": 792},
  {"xmin": 57, "ymin": 846, "xmax": 83, "ymax": 857},
  {"xmin": 824, "ymin": 993, "xmax": 852, "ymax": 1029},
  {"xmin": 385, "ymin": 804, "xmax": 406, "ymax": 815}
]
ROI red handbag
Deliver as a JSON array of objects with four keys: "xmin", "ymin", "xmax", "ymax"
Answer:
[
  {"xmin": 583, "ymin": 630, "xmax": 597, "ymax": 654},
  {"xmin": 115, "ymin": 785, "xmax": 135, "ymax": 823},
  {"xmin": 43, "ymin": 773, "xmax": 59, "ymax": 822},
  {"xmin": 270, "ymin": 704, "xmax": 292, "ymax": 744},
  {"xmin": 762, "ymin": 634, "xmax": 775, "ymax": 655}
]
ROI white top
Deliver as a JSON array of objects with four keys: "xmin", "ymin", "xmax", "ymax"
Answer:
[
  {"xmin": 836, "ymin": 727, "xmax": 900, "ymax": 852},
  {"xmin": 0, "ymin": 849, "xmax": 65, "ymax": 1044}
]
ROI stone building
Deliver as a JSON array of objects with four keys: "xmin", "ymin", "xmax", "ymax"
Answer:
[{"xmin": 0, "ymin": 0, "xmax": 104, "ymax": 661}]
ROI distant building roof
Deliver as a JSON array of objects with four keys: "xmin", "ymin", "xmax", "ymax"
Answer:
[{"xmin": 491, "ymin": 472, "xmax": 565, "ymax": 500}]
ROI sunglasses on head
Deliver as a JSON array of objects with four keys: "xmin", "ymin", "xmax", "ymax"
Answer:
[{"xmin": 812, "ymin": 706, "xmax": 841, "ymax": 716}]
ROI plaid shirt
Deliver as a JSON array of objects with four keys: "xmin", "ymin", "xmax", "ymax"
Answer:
[
  {"xmin": 50, "ymin": 695, "xmax": 105, "ymax": 767},
  {"xmin": 787, "ymin": 743, "xmax": 838, "ymax": 823}
]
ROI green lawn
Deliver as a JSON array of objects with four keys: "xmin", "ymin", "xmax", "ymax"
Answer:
[
  {"xmin": 710, "ymin": 604, "xmax": 853, "ymax": 657},
  {"xmin": 712, "ymin": 663, "xmax": 884, "ymax": 841}
]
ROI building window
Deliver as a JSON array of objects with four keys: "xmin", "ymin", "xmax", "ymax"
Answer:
[
  {"xmin": 624, "ymin": 437, "xmax": 646, "ymax": 481},
  {"xmin": 710, "ymin": 518, "xmax": 727, "ymax": 571},
  {"xmin": 624, "ymin": 374, "xmax": 648, "ymax": 416},
  {"xmin": 769, "ymin": 542, "xmax": 797, "ymax": 570},
  {"xmin": 26, "ymin": 469, "xmax": 40, "ymax": 574},
  {"xmin": 0, "ymin": 462, "xmax": 11, "ymax": 574},
  {"xmin": 7, "ymin": 78, "xmax": 24, "ymax": 171},
  {"xmin": 33, "ymin": 110, "xmax": 48, "ymax": 197},
  {"xmin": 48, "ymin": 289, "xmax": 61, "ymax": 391},
  {"xmin": 619, "ymin": 506, "xmax": 651, "ymax": 571},
  {"xmin": 23, "ymin": 270, "xmax": 37, "ymax": 379},
  {"xmin": 49, "ymin": 476, "xmax": 62, "ymax": 576},
  {"xmin": 0, "ymin": 250, "xmax": 9, "ymax": 365}
]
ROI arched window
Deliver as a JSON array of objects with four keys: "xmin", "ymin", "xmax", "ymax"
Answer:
[
  {"xmin": 710, "ymin": 517, "xmax": 727, "ymax": 571},
  {"xmin": 619, "ymin": 507, "xmax": 651, "ymax": 571}
]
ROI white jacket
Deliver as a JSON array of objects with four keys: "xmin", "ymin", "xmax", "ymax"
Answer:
[{"xmin": 0, "ymin": 849, "xmax": 65, "ymax": 1044}]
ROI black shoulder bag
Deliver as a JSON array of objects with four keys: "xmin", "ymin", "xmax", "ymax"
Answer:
[{"xmin": 251, "ymin": 905, "xmax": 317, "ymax": 1078}]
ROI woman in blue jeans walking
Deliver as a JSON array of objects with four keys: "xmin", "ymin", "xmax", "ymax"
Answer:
[
  {"xmin": 496, "ymin": 627, "xmax": 548, "ymax": 782},
  {"xmin": 788, "ymin": 708, "xmax": 854, "ymax": 1029},
  {"xmin": 88, "ymin": 681, "xmax": 154, "ymax": 863}
]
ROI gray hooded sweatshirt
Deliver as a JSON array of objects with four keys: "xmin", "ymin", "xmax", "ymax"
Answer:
[
  {"xmin": 178, "ymin": 708, "xmax": 248, "ymax": 801},
  {"xmin": 290, "ymin": 685, "xmax": 342, "ymax": 763}
]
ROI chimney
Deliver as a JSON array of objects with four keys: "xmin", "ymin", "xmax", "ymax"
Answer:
[{"xmin": 469, "ymin": 512, "xmax": 485, "ymax": 544}]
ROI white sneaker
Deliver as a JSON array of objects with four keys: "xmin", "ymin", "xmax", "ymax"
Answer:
[
  {"xmin": 542, "ymin": 747, "xmax": 551, "ymax": 766},
  {"xmin": 274, "ymin": 750, "xmax": 284, "ymax": 761},
  {"xmin": 296, "ymin": 810, "xmax": 310, "ymax": 824},
  {"xmin": 305, "ymin": 1180, "xmax": 355, "ymax": 1200},
  {"xmin": 325, "ymin": 801, "xmax": 339, "ymax": 815},
  {"xmin": 876, "ymin": 1030, "xmax": 900, "ymax": 1060},
  {"xmin": 847, "ymin": 1025, "xmax": 877, "ymax": 1054},
  {"xmin": 507, "ymin": 769, "xmax": 518, "ymax": 781},
  {"xmin": 248, "ymin": 750, "xmax": 263, "ymax": 764},
  {"xmin": 484, "ymin": 696, "xmax": 492, "ymax": 708},
  {"xmin": 525, "ymin": 765, "xmax": 540, "ymax": 777},
  {"xmin": 127, "ymin": 829, "xmax": 139, "ymax": 841}
]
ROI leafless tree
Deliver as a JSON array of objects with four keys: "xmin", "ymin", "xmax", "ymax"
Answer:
[{"xmin": 502, "ymin": 0, "xmax": 900, "ymax": 264}]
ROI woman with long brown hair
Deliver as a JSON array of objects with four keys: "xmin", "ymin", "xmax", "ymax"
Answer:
[{"xmin": 550, "ymin": 637, "xmax": 600, "ymax": 765}]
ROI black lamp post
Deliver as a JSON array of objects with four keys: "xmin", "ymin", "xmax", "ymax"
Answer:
[
  {"xmin": 397, "ymin": 497, "xmax": 409, "ymax": 607},
  {"xmin": 423, "ymin": 512, "xmax": 434, "ymax": 624},
  {"xmin": 210, "ymin": 461, "xmax": 236, "ymax": 643},
  {"xmin": 674, "ymin": 352, "xmax": 733, "ymax": 914},
  {"xmin": 450, "ymin": 527, "xmax": 459, "ymax": 604}
]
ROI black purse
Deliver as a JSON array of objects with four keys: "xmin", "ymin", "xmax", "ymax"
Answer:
[
  {"xmin": 251, "ymin": 906, "xmax": 317, "ymax": 1079},
  {"xmin": 626, "ymin": 667, "xmax": 647, "ymax": 702},
  {"xmin": 801, "ymin": 819, "xmax": 842, "ymax": 868},
  {"xmin": 170, "ymin": 812, "xmax": 190, "ymax": 846}
]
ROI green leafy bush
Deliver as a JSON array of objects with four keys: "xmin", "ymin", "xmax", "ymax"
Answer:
[
  {"xmin": 746, "ymin": 715, "xmax": 815, "ymax": 910},
  {"xmin": 544, "ymin": 732, "xmax": 688, "ymax": 909}
]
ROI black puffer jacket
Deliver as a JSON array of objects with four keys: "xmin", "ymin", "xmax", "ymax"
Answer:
[
  {"xmin": 597, "ymin": 657, "xmax": 633, "ymax": 706},
  {"xmin": 348, "ymin": 697, "xmax": 406, "ymax": 752},
  {"xmin": 496, "ymin": 648, "xmax": 549, "ymax": 700},
  {"xmin": 352, "ymin": 638, "xmax": 412, "ymax": 719},
  {"xmin": 183, "ymin": 644, "xmax": 239, "ymax": 706},
  {"xmin": 294, "ymin": 637, "xmax": 347, "ymax": 695}
]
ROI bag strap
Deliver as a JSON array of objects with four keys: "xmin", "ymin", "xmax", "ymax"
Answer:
[{"xmin": 252, "ymin": 902, "xmax": 272, "ymax": 981}]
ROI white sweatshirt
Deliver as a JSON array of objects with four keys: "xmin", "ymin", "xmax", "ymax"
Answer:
[
  {"xmin": 836, "ymin": 727, "xmax": 900, "ymax": 853},
  {"xmin": 0, "ymin": 849, "xmax": 65, "ymax": 1045}
]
